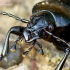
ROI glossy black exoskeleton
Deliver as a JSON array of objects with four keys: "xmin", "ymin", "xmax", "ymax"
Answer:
[{"xmin": 0, "ymin": 0, "xmax": 70, "ymax": 70}]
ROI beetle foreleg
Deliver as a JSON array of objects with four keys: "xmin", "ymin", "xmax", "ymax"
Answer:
[
  {"xmin": 55, "ymin": 48, "xmax": 70, "ymax": 70},
  {"xmin": 0, "ymin": 26, "xmax": 25, "ymax": 60}
]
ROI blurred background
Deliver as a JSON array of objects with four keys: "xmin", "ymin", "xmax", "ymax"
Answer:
[{"xmin": 0, "ymin": 0, "xmax": 70, "ymax": 70}]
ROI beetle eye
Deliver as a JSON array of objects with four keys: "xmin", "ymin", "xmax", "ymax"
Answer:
[{"xmin": 48, "ymin": 24, "xmax": 54, "ymax": 31}]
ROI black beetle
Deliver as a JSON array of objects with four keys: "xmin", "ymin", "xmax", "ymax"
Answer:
[{"xmin": 0, "ymin": 0, "xmax": 70, "ymax": 70}]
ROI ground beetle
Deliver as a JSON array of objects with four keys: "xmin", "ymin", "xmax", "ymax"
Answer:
[{"xmin": 0, "ymin": 0, "xmax": 70, "ymax": 70}]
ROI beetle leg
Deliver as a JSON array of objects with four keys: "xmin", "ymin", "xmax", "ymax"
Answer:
[
  {"xmin": 22, "ymin": 40, "xmax": 36, "ymax": 56},
  {"xmin": 10, "ymin": 35, "xmax": 23, "ymax": 52},
  {"xmin": 0, "ymin": 26, "xmax": 25, "ymax": 60},
  {"xmin": 36, "ymin": 41, "xmax": 44, "ymax": 55},
  {"xmin": 55, "ymin": 48, "xmax": 70, "ymax": 70},
  {"xmin": 23, "ymin": 46, "xmax": 34, "ymax": 57}
]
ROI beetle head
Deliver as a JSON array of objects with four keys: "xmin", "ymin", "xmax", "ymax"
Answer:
[{"xmin": 23, "ymin": 11, "xmax": 55, "ymax": 42}]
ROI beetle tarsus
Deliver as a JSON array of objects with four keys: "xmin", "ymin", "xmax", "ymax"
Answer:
[
  {"xmin": 22, "ymin": 41, "xmax": 36, "ymax": 57},
  {"xmin": 10, "ymin": 44, "xmax": 16, "ymax": 52},
  {"xmin": 22, "ymin": 51, "xmax": 29, "ymax": 57},
  {"xmin": 36, "ymin": 41, "xmax": 44, "ymax": 55},
  {"xmin": 39, "ymin": 49, "xmax": 44, "ymax": 55},
  {"xmin": 0, "ymin": 55, "xmax": 3, "ymax": 61},
  {"xmin": 55, "ymin": 48, "xmax": 70, "ymax": 70},
  {"xmin": 22, "ymin": 46, "xmax": 34, "ymax": 57}
]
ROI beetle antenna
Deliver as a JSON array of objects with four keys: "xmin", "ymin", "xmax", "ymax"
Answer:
[
  {"xmin": 44, "ymin": 29, "xmax": 70, "ymax": 46},
  {"xmin": 0, "ymin": 11, "xmax": 29, "ymax": 23}
]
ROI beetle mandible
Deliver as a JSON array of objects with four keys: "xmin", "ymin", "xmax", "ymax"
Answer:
[{"xmin": 0, "ymin": 0, "xmax": 70, "ymax": 70}]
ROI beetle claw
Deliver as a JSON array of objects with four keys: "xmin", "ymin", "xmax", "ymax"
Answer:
[
  {"xmin": 39, "ymin": 49, "xmax": 44, "ymax": 55},
  {"xmin": 0, "ymin": 57, "xmax": 2, "ymax": 61},
  {"xmin": 10, "ymin": 44, "xmax": 16, "ymax": 52},
  {"xmin": 0, "ymin": 55, "xmax": 3, "ymax": 61},
  {"xmin": 22, "ymin": 51, "xmax": 29, "ymax": 57}
]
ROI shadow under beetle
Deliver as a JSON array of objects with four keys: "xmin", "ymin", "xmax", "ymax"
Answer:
[{"xmin": 0, "ymin": 0, "xmax": 70, "ymax": 70}]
